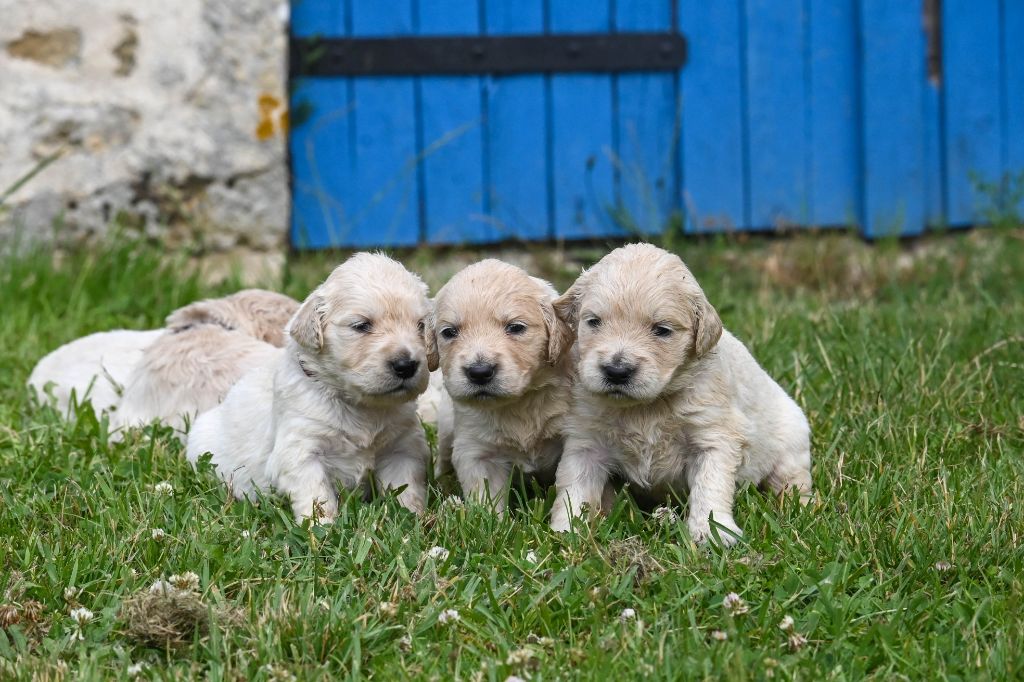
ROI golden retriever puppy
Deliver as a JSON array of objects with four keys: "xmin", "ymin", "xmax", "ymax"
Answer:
[
  {"xmin": 425, "ymin": 260, "xmax": 573, "ymax": 513},
  {"xmin": 28, "ymin": 290, "xmax": 298, "ymax": 437},
  {"xmin": 111, "ymin": 289, "xmax": 300, "ymax": 437},
  {"xmin": 549, "ymin": 243, "xmax": 812, "ymax": 544},
  {"xmin": 186, "ymin": 253, "xmax": 431, "ymax": 521}
]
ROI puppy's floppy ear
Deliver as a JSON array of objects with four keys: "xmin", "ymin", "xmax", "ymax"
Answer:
[
  {"xmin": 552, "ymin": 274, "xmax": 587, "ymax": 330},
  {"xmin": 423, "ymin": 308, "xmax": 440, "ymax": 372},
  {"xmin": 541, "ymin": 296, "xmax": 574, "ymax": 364},
  {"xmin": 289, "ymin": 291, "xmax": 327, "ymax": 351},
  {"xmin": 692, "ymin": 295, "xmax": 722, "ymax": 358}
]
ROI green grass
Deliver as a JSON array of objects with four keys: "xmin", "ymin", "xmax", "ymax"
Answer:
[{"xmin": 1, "ymin": 229, "xmax": 1023, "ymax": 680}]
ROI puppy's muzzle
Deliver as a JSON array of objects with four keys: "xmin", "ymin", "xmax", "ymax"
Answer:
[
  {"xmin": 389, "ymin": 354, "xmax": 420, "ymax": 380},
  {"xmin": 463, "ymin": 361, "xmax": 497, "ymax": 386},
  {"xmin": 600, "ymin": 359, "xmax": 636, "ymax": 386}
]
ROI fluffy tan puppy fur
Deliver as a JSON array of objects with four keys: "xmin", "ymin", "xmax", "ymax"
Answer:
[
  {"xmin": 187, "ymin": 253, "xmax": 431, "ymax": 521},
  {"xmin": 28, "ymin": 290, "xmax": 298, "ymax": 439},
  {"xmin": 549, "ymin": 243, "xmax": 812, "ymax": 544},
  {"xmin": 426, "ymin": 259, "xmax": 573, "ymax": 512},
  {"xmin": 112, "ymin": 290, "xmax": 299, "ymax": 436}
]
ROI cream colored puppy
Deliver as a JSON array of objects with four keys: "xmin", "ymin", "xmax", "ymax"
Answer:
[
  {"xmin": 112, "ymin": 290, "xmax": 299, "ymax": 436},
  {"xmin": 550, "ymin": 243, "xmax": 812, "ymax": 544},
  {"xmin": 27, "ymin": 290, "xmax": 297, "ymax": 434},
  {"xmin": 186, "ymin": 253, "xmax": 431, "ymax": 521},
  {"xmin": 425, "ymin": 260, "xmax": 573, "ymax": 512}
]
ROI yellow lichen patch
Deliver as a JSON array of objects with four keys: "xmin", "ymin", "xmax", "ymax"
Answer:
[{"xmin": 255, "ymin": 92, "xmax": 286, "ymax": 140}]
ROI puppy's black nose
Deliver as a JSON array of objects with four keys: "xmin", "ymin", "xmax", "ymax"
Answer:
[
  {"xmin": 464, "ymin": 362, "xmax": 497, "ymax": 386},
  {"xmin": 601, "ymin": 361, "xmax": 635, "ymax": 385},
  {"xmin": 390, "ymin": 357, "xmax": 420, "ymax": 379}
]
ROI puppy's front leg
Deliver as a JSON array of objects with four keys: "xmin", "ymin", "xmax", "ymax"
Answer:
[
  {"xmin": 685, "ymin": 443, "xmax": 743, "ymax": 546},
  {"xmin": 451, "ymin": 435, "xmax": 512, "ymax": 514},
  {"xmin": 375, "ymin": 428, "xmax": 428, "ymax": 514},
  {"xmin": 268, "ymin": 436, "xmax": 338, "ymax": 523},
  {"xmin": 550, "ymin": 437, "xmax": 612, "ymax": 532}
]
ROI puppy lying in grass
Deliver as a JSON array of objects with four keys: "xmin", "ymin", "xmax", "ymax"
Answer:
[
  {"xmin": 426, "ymin": 260, "xmax": 573, "ymax": 513},
  {"xmin": 186, "ymin": 253, "xmax": 431, "ymax": 522},
  {"xmin": 549, "ymin": 243, "xmax": 812, "ymax": 544},
  {"xmin": 28, "ymin": 289, "xmax": 298, "ymax": 438}
]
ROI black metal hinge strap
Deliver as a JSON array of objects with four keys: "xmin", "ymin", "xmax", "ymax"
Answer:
[{"xmin": 290, "ymin": 32, "xmax": 687, "ymax": 77}]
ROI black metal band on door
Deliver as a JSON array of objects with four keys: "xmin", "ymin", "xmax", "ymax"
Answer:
[{"xmin": 290, "ymin": 32, "xmax": 687, "ymax": 77}]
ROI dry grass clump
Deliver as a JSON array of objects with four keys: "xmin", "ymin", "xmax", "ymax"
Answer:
[
  {"xmin": 602, "ymin": 537, "xmax": 665, "ymax": 583},
  {"xmin": 120, "ymin": 582, "xmax": 240, "ymax": 649}
]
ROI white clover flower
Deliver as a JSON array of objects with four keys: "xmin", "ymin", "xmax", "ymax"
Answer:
[
  {"xmin": 722, "ymin": 592, "xmax": 749, "ymax": 615},
  {"xmin": 440, "ymin": 495, "xmax": 465, "ymax": 510},
  {"xmin": 149, "ymin": 579, "xmax": 175, "ymax": 595},
  {"xmin": 241, "ymin": 529, "xmax": 252, "ymax": 539},
  {"xmin": 525, "ymin": 550, "xmax": 539, "ymax": 564},
  {"xmin": 619, "ymin": 607, "xmax": 636, "ymax": 622},
  {"xmin": 69, "ymin": 606, "xmax": 93, "ymax": 640},
  {"xmin": 426, "ymin": 546, "xmax": 450, "ymax": 561},
  {"xmin": 168, "ymin": 572, "xmax": 200, "ymax": 592},
  {"xmin": 153, "ymin": 481, "xmax": 174, "ymax": 495},
  {"xmin": 398, "ymin": 633, "xmax": 413, "ymax": 652},
  {"xmin": 150, "ymin": 528, "xmax": 166, "ymax": 541},
  {"xmin": 652, "ymin": 506, "xmax": 679, "ymax": 524},
  {"xmin": 934, "ymin": 560, "xmax": 953, "ymax": 572},
  {"xmin": 505, "ymin": 647, "xmax": 535, "ymax": 666},
  {"xmin": 787, "ymin": 632, "xmax": 808, "ymax": 652},
  {"xmin": 504, "ymin": 677, "xmax": 527, "ymax": 682},
  {"xmin": 711, "ymin": 630, "xmax": 729, "ymax": 641},
  {"xmin": 127, "ymin": 662, "xmax": 145, "ymax": 677},
  {"xmin": 63, "ymin": 586, "xmax": 79, "ymax": 602},
  {"xmin": 70, "ymin": 607, "xmax": 93, "ymax": 626},
  {"xmin": 378, "ymin": 601, "xmax": 398, "ymax": 617},
  {"xmin": 437, "ymin": 608, "xmax": 460, "ymax": 625},
  {"xmin": 778, "ymin": 615, "xmax": 795, "ymax": 632}
]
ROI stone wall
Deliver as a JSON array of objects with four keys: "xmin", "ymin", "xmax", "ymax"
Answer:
[{"xmin": 0, "ymin": 0, "xmax": 290, "ymax": 256}]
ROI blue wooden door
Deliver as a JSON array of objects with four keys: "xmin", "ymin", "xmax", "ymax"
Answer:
[{"xmin": 290, "ymin": 0, "xmax": 1024, "ymax": 248}]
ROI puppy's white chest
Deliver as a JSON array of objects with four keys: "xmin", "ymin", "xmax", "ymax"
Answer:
[{"xmin": 607, "ymin": 416, "xmax": 690, "ymax": 490}]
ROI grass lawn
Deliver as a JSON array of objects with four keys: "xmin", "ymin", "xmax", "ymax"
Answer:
[{"xmin": 1, "ymin": 229, "xmax": 1022, "ymax": 680}]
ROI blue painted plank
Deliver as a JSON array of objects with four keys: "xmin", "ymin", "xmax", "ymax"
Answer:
[
  {"xmin": 1006, "ymin": 0, "xmax": 1024, "ymax": 216},
  {"xmin": 808, "ymin": 0, "xmax": 859, "ymax": 228},
  {"xmin": 745, "ymin": 0, "xmax": 808, "ymax": 229},
  {"xmin": 859, "ymin": 0, "xmax": 926, "ymax": 237},
  {"xmin": 943, "ymin": 0, "xmax": 1002, "ymax": 226},
  {"xmin": 614, "ymin": 0, "xmax": 677, "ymax": 235},
  {"xmin": 290, "ymin": 0, "xmax": 345, "ymax": 37},
  {"xmin": 290, "ymin": 79, "xmax": 356, "ymax": 249},
  {"xmin": 483, "ymin": 0, "xmax": 550, "ymax": 241},
  {"xmin": 417, "ymin": 0, "xmax": 488, "ymax": 243},
  {"xmin": 289, "ymin": 0, "xmax": 352, "ymax": 248},
  {"xmin": 679, "ymin": 0, "xmax": 746, "ymax": 232},
  {"xmin": 549, "ymin": 0, "xmax": 616, "ymax": 239},
  {"xmin": 347, "ymin": 0, "xmax": 420, "ymax": 246},
  {"xmin": 923, "ymin": 80, "xmax": 945, "ymax": 228}
]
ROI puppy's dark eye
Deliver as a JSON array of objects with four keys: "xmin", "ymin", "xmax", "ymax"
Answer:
[
  {"xmin": 440, "ymin": 326, "xmax": 459, "ymax": 340},
  {"xmin": 351, "ymin": 321, "xmax": 372, "ymax": 333},
  {"xmin": 652, "ymin": 324, "xmax": 673, "ymax": 337},
  {"xmin": 586, "ymin": 317, "xmax": 601, "ymax": 329},
  {"xmin": 505, "ymin": 322, "xmax": 527, "ymax": 335}
]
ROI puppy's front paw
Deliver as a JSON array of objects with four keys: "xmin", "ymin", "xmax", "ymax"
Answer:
[{"xmin": 687, "ymin": 515, "xmax": 743, "ymax": 547}]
